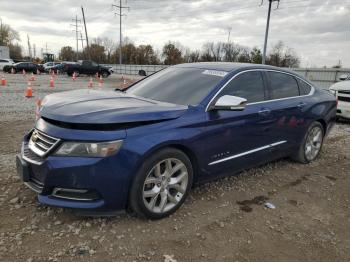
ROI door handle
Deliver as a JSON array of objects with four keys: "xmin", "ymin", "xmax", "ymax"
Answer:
[
  {"xmin": 297, "ymin": 102, "xmax": 307, "ymax": 109},
  {"xmin": 258, "ymin": 108, "xmax": 271, "ymax": 115}
]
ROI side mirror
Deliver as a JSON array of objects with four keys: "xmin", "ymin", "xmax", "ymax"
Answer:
[
  {"xmin": 212, "ymin": 95, "xmax": 247, "ymax": 111},
  {"xmin": 138, "ymin": 70, "xmax": 147, "ymax": 77}
]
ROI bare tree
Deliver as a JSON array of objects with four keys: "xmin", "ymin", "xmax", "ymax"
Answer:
[
  {"xmin": 102, "ymin": 37, "xmax": 116, "ymax": 63},
  {"xmin": 267, "ymin": 41, "xmax": 300, "ymax": 68}
]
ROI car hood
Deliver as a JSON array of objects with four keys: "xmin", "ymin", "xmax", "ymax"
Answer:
[
  {"xmin": 39, "ymin": 89, "xmax": 188, "ymax": 125},
  {"xmin": 330, "ymin": 81, "xmax": 350, "ymax": 91}
]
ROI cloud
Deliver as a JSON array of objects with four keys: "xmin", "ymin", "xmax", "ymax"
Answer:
[{"xmin": 1, "ymin": 0, "xmax": 350, "ymax": 67}]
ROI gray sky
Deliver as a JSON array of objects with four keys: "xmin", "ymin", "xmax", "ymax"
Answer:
[{"xmin": 1, "ymin": 0, "xmax": 350, "ymax": 67}]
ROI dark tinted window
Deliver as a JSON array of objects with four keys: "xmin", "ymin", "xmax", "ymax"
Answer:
[
  {"xmin": 0, "ymin": 60, "xmax": 6, "ymax": 62},
  {"xmin": 269, "ymin": 72, "xmax": 299, "ymax": 99},
  {"xmin": 127, "ymin": 67, "xmax": 225, "ymax": 105},
  {"xmin": 297, "ymin": 79, "xmax": 312, "ymax": 95},
  {"xmin": 220, "ymin": 71, "xmax": 265, "ymax": 103}
]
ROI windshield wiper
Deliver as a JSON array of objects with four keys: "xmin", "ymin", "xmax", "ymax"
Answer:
[{"xmin": 114, "ymin": 88, "xmax": 125, "ymax": 93}]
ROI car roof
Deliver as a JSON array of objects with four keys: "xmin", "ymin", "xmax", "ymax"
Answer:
[{"xmin": 174, "ymin": 62, "xmax": 293, "ymax": 73}]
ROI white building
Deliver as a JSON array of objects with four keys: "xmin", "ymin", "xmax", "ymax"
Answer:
[{"xmin": 0, "ymin": 46, "xmax": 10, "ymax": 59}]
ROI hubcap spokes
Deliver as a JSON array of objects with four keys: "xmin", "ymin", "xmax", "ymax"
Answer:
[
  {"xmin": 143, "ymin": 158, "xmax": 188, "ymax": 213},
  {"xmin": 305, "ymin": 127, "xmax": 322, "ymax": 161}
]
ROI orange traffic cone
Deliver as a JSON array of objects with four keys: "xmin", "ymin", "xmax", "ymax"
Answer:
[
  {"xmin": 1, "ymin": 76, "xmax": 6, "ymax": 86},
  {"xmin": 22, "ymin": 69, "xmax": 26, "ymax": 76},
  {"xmin": 88, "ymin": 77, "xmax": 93, "ymax": 88},
  {"xmin": 25, "ymin": 82, "xmax": 33, "ymax": 98},
  {"xmin": 35, "ymin": 98, "xmax": 42, "ymax": 119},
  {"xmin": 72, "ymin": 72, "xmax": 76, "ymax": 81},
  {"xmin": 30, "ymin": 73, "xmax": 36, "ymax": 81},
  {"xmin": 98, "ymin": 76, "xmax": 103, "ymax": 88},
  {"xmin": 36, "ymin": 98, "xmax": 42, "ymax": 107},
  {"xmin": 50, "ymin": 77, "xmax": 55, "ymax": 88}
]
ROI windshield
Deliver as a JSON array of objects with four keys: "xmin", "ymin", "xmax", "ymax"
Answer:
[{"xmin": 126, "ymin": 67, "xmax": 227, "ymax": 105}]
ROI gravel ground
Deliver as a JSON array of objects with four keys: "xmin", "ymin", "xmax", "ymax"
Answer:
[{"xmin": 0, "ymin": 74, "xmax": 350, "ymax": 262}]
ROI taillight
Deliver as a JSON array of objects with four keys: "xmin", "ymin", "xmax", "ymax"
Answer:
[{"xmin": 336, "ymin": 96, "xmax": 338, "ymax": 107}]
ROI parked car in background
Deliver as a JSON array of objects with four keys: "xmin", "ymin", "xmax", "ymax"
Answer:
[
  {"xmin": 65, "ymin": 60, "xmax": 112, "ymax": 78},
  {"xmin": 43, "ymin": 62, "xmax": 62, "ymax": 72},
  {"xmin": 0, "ymin": 58, "xmax": 15, "ymax": 71},
  {"xmin": 4, "ymin": 62, "xmax": 44, "ymax": 74},
  {"xmin": 330, "ymin": 75, "xmax": 350, "ymax": 119},
  {"xmin": 16, "ymin": 63, "xmax": 336, "ymax": 219}
]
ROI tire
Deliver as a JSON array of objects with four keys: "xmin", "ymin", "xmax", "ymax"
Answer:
[
  {"xmin": 101, "ymin": 71, "xmax": 109, "ymax": 78},
  {"xmin": 129, "ymin": 148, "xmax": 193, "ymax": 219},
  {"xmin": 292, "ymin": 121, "xmax": 324, "ymax": 164}
]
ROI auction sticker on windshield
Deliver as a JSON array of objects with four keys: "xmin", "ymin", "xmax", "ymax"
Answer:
[{"xmin": 202, "ymin": 70, "xmax": 228, "ymax": 77}]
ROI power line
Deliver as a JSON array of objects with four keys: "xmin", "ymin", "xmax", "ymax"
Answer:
[
  {"xmin": 112, "ymin": 0, "xmax": 130, "ymax": 65},
  {"xmin": 261, "ymin": 0, "xmax": 280, "ymax": 64},
  {"xmin": 70, "ymin": 15, "xmax": 82, "ymax": 61}
]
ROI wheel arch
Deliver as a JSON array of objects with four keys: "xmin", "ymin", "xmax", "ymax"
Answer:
[
  {"xmin": 316, "ymin": 118, "xmax": 327, "ymax": 136},
  {"xmin": 142, "ymin": 143, "xmax": 200, "ymax": 183}
]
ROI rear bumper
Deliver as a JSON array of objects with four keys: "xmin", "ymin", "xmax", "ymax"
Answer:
[{"xmin": 337, "ymin": 101, "xmax": 350, "ymax": 119}]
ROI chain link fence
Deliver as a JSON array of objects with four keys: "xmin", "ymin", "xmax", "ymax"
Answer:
[{"xmin": 104, "ymin": 64, "xmax": 350, "ymax": 89}]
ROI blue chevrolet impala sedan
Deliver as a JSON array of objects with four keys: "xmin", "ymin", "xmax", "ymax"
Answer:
[{"xmin": 16, "ymin": 63, "xmax": 336, "ymax": 219}]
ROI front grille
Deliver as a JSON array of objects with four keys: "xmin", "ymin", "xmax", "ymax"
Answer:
[
  {"xmin": 28, "ymin": 129, "xmax": 60, "ymax": 157},
  {"xmin": 22, "ymin": 141, "xmax": 44, "ymax": 164},
  {"xmin": 338, "ymin": 96, "xmax": 350, "ymax": 102},
  {"xmin": 338, "ymin": 90, "xmax": 350, "ymax": 95}
]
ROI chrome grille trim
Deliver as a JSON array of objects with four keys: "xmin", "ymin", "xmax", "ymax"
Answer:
[{"xmin": 28, "ymin": 130, "xmax": 60, "ymax": 157}]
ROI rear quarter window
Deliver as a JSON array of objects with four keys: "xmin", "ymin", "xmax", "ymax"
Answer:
[
  {"xmin": 268, "ymin": 72, "xmax": 299, "ymax": 99},
  {"xmin": 297, "ymin": 79, "xmax": 312, "ymax": 95}
]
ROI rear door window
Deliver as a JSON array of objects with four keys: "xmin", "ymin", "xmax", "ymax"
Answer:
[
  {"xmin": 219, "ymin": 71, "xmax": 266, "ymax": 103},
  {"xmin": 268, "ymin": 72, "xmax": 299, "ymax": 99}
]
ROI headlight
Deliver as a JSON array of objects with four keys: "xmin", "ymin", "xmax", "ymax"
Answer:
[
  {"xmin": 54, "ymin": 140, "xmax": 123, "ymax": 157},
  {"xmin": 329, "ymin": 89, "xmax": 336, "ymax": 96}
]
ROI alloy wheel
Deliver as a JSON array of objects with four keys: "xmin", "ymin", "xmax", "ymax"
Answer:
[
  {"xmin": 305, "ymin": 126, "xmax": 323, "ymax": 161},
  {"xmin": 142, "ymin": 158, "xmax": 189, "ymax": 214}
]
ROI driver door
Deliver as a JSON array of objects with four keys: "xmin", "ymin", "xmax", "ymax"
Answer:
[{"xmin": 202, "ymin": 70, "xmax": 279, "ymax": 177}]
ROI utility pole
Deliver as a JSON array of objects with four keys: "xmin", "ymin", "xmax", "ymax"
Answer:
[
  {"xmin": 33, "ymin": 44, "xmax": 36, "ymax": 59},
  {"xmin": 227, "ymin": 27, "xmax": 232, "ymax": 43},
  {"xmin": 262, "ymin": 0, "xmax": 280, "ymax": 64},
  {"xmin": 79, "ymin": 31, "xmax": 85, "ymax": 51},
  {"xmin": 70, "ymin": 15, "xmax": 81, "ymax": 61},
  {"xmin": 112, "ymin": 0, "xmax": 129, "ymax": 65},
  {"xmin": 81, "ymin": 6, "xmax": 91, "ymax": 60},
  {"xmin": 0, "ymin": 18, "xmax": 3, "ymax": 46},
  {"xmin": 27, "ymin": 35, "xmax": 32, "ymax": 61}
]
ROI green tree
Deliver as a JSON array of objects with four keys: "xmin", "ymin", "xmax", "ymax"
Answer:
[
  {"xmin": 87, "ymin": 44, "xmax": 106, "ymax": 63},
  {"xmin": 9, "ymin": 43, "xmax": 23, "ymax": 60},
  {"xmin": 162, "ymin": 43, "xmax": 183, "ymax": 65},
  {"xmin": 250, "ymin": 47, "xmax": 262, "ymax": 64},
  {"xmin": 0, "ymin": 22, "xmax": 20, "ymax": 46},
  {"xmin": 135, "ymin": 45, "xmax": 159, "ymax": 64},
  {"xmin": 59, "ymin": 46, "xmax": 75, "ymax": 61}
]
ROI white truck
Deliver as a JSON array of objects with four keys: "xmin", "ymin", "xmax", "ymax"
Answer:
[{"xmin": 330, "ymin": 75, "xmax": 350, "ymax": 120}]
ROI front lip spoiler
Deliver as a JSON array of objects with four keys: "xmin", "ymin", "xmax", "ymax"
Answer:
[{"xmin": 24, "ymin": 180, "xmax": 44, "ymax": 194}]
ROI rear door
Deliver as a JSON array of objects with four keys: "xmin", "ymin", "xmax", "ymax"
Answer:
[{"xmin": 264, "ymin": 71, "xmax": 309, "ymax": 155}]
